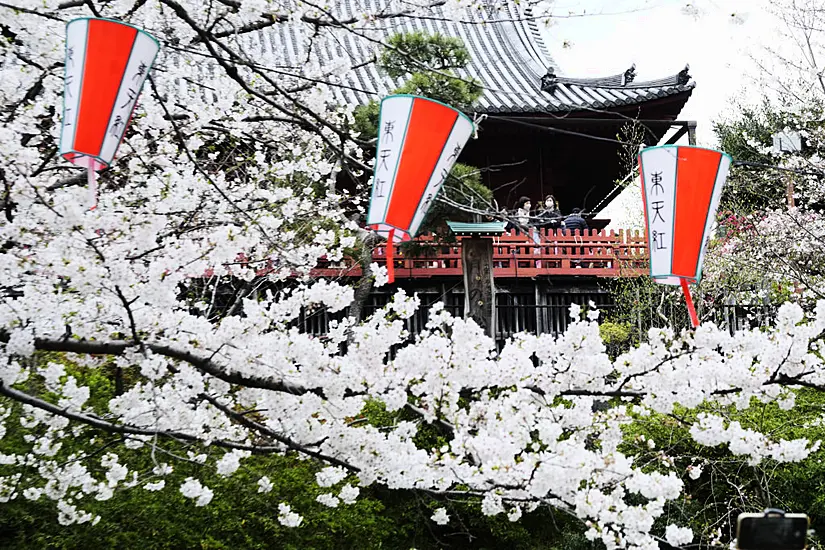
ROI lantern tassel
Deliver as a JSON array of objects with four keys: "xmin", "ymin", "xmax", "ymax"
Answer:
[
  {"xmin": 680, "ymin": 278, "xmax": 699, "ymax": 328},
  {"xmin": 87, "ymin": 167, "xmax": 97, "ymax": 211},
  {"xmin": 385, "ymin": 229, "xmax": 395, "ymax": 284}
]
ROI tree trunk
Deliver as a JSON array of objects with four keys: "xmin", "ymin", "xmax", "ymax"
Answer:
[
  {"xmin": 462, "ymin": 237, "xmax": 495, "ymax": 338},
  {"xmin": 349, "ymin": 231, "xmax": 376, "ymax": 324}
]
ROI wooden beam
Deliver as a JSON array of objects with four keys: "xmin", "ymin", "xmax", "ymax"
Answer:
[
  {"xmin": 486, "ymin": 116, "xmax": 697, "ymax": 126},
  {"xmin": 664, "ymin": 124, "xmax": 689, "ymax": 145}
]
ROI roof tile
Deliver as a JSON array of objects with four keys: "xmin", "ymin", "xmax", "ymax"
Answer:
[{"xmin": 247, "ymin": 0, "xmax": 694, "ymax": 113}]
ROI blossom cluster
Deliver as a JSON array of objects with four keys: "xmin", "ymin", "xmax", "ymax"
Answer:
[{"xmin": 1, "ymin": 2, "xmax": 824, "ymax": 550}]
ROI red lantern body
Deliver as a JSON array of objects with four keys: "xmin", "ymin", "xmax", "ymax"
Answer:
[
  {"xmin": 367, "ymin": 95, "xmax": 475, "ymax": 243},
  {"xmin": 639, "ymin": 145, "xmax": 732, "ymax": 286},
  {"xmin": 60, "ymin": 18, "xmax": 159, "ymax": 171}
]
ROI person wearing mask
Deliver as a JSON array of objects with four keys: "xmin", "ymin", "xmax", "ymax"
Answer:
[
  {"xmin": 516, "ymin": 196, "xmax": 532, "ymax": 227},
  {"xmin": 537, "ymin": 195, "xmax": 562, "ymax": 229},
  {"xmin": 537, "ymin": 195, "xmax": 562, "ymax": 260}
]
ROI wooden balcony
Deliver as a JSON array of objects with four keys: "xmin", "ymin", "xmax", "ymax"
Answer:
[{"xmin": 312, "ymin": 229, "xmax": 649, "ymax": 279}]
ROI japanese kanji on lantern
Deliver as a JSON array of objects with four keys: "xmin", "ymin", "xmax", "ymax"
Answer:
[
  {"xmin": 639, "ymin": 144, "xmax": 732, "ymax": 327},
  {"xmin": 60, "ymin": 18, "xmax": 160, "ymax": 209},
  {"xmin": 366, "ymin": 95, "xmax": 475, "ymax": 283}
]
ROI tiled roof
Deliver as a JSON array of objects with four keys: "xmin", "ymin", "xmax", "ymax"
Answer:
[
  {"xmin": 537, "ymin": 65, "xmax": 694, "ymax": 112},
  {"xmin": 256, "ymin": 1, "xmax": 694, "ymax": 114}
]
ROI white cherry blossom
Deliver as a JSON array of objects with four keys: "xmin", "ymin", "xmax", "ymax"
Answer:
[{"xmin": 0, "ymin": 1, "xmax": 824, "ymax": 549}]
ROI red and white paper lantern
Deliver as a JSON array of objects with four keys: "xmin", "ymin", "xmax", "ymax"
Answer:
[
  {"xmin": 60, "ymin": 18, "xmax": 160, "ymax": 208},
  {"xmin": 366, "ymin": 94, "xmax": 475, "ymax": 282},
  {"xmin": 639, "ymin": 144, "xmax": 732, "ymax": 326}
]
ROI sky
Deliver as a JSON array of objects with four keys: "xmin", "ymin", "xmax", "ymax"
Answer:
[
  {"xmin": 540, "ymin": 0, "xmax": 781, "ymax": 224},
  {"xmin": 544, "ymin": 0, "xmax": 777, "ymax": 145}
]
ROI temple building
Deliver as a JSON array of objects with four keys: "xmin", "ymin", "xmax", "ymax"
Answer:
[
  {"xmin": 262, "ymin": 1, "xmax": 698, "ymax": 339},
  {"xmin": 281, "ymin": 0, "xmax": 697, "ymax": 218}
]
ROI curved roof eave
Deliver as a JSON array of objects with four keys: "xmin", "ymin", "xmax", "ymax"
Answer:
[{"xmin": 202, "ymin": 1, "xmax": 695, "ymax": 118}]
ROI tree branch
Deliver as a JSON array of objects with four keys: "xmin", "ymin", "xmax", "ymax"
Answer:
[
  {"xmin": 200, "ymin": 393, "xmax": 358, "ymax": 471},
  {"xmin": 0, "ymin": 332, "xmax": 343, "ymax": 398},
  {"xmin": 0, "ymin": 379, "xmax": 283, "ymax": 455}
]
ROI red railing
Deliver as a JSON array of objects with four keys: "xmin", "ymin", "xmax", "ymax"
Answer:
[{"xmin": 312, "ymin": 229, "xmax": 649, "ymax": 278}]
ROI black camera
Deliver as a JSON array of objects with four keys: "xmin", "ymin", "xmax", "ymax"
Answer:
[{"xmin": 736, "ymin": 509, "xmax": 809, "ymax": 550}]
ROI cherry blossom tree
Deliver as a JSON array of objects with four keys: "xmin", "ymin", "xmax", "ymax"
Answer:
[
  {"xmin": 2, "ymin": 1, "xmax": 825, "ymax": 549},
  {"xmin": 700, "ymin": 0, "xmax": 825, "ymax": 309}
]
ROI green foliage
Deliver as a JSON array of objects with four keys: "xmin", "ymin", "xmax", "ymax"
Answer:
[
  {"xmin": 378, "ymin": 32, "xmax": 481, "ymax": 114},
  {"xmin": 0, "ymin": 442, "xmax": 396, "ymax": 550},
  {"xmin": 621, "ymin": 391, "xmax": 825, "ymax": 548},
  {"xmin": 600, "ymin": 276, "xmax": 693, "ymax": 346},
  {"xmin": 713, "ymin": 98, "xmax": 825, "ymax": 213},
  {"xmin": 0, "ymin": 428, "xmax": 591, "ymax": 550},
  {"xmin": 353, "ymin": 100, "xmax": 380, "ymax": 142},
  {"xmin": 395, "ymin": 71, "xmax": 482, "ymax": 110},
  {"xmin": 713, "ymin": 101, "xmax": 791, "ymax": 213},
  {"xmin": 598, "ymin": 321, "xmax": 631, "ymax": 345},
  {"xmin": 715, "ymin": 102, "xmax": 783, "ymax": 164},
  {"xmin": 0, "ymin": 355, "xmax": 590, "ymax": 550},
  {"xmin": 380, "ymin": 32, "xmax": 472, "ymax": 77},
  {"xmin": 598, "ymin": 320, "xmax": 632, "ymax": 359},
  {"xmin": 354, "ymin": 32, "xmax": 481, "ymax": 140}
]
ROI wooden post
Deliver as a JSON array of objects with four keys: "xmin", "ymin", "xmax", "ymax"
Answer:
[
  {"xmin": 447, "ymin": 221, "xmax": 506, "ymax": 339},
  {"xmin": 462, "ymin": 236, "xmax": 496, "ymax": 337},
  {"xmin": 787, "ymin": 174, "xmax": 795, "ymax": 208},
  {"xmin": 635, "ymin": 286, "xmax": 642, "ymax": 344}
]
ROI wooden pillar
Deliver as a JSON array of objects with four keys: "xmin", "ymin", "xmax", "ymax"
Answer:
[
  {"xmin": 687, "ymin": 121, "xmax": 697, "ymax": 145},
  {"xmin": 787, "ymin": 174, "xmax": 795, "ymax": 208},
  {"xmin": 462, "ymin": 237, "xmax": 496, "ymax": 337}
]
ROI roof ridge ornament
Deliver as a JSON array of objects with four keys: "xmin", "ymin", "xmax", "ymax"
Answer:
[
  {"xmin": 540, "ymin": 67, "xmax": 558, "ymax": 93},
  {"xmin": 622, "ymin": 63, "xmax": 636, "ymax": 86},
  {"xmin": 678, "ymin": 64, "xmax": 691, "ymax": 85}
]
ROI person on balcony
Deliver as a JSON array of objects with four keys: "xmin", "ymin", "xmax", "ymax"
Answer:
[
  {"xmin": 537, "ymin": 195, "xmax": 562, "ymax": 229},
  {"xmin": 536, "ymin": 195, "xmax": 562, "ymax": 261},
  {"xmin": 562, "ymin": 208, "xmax": 588, "ymax": 232},
  {"xmin": 505, "ymin": 196, "xmax": 532, "ymax": 234},
  {"xmin": 563, "ymin": 208, "xmax": 589, "ymax": 267}
]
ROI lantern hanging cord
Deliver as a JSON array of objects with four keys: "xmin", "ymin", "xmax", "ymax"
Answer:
[
  {"xmin": 680, "ymin": 278, "xmax": 699, "ymax": 328},
  {"xmin": 487, "ymin": 115, "xmax": 825, "ymax": 178},
  {"xmin": 488, "ymin": 115, "xmax": 629, "ymax": 145},
  {"xmin": 384, "ymin": 229, "xmax": 396, "ymax": 284},
  {"xmin": 732, "ymin": 160, "xmax": 824, "ymax": 177}
]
